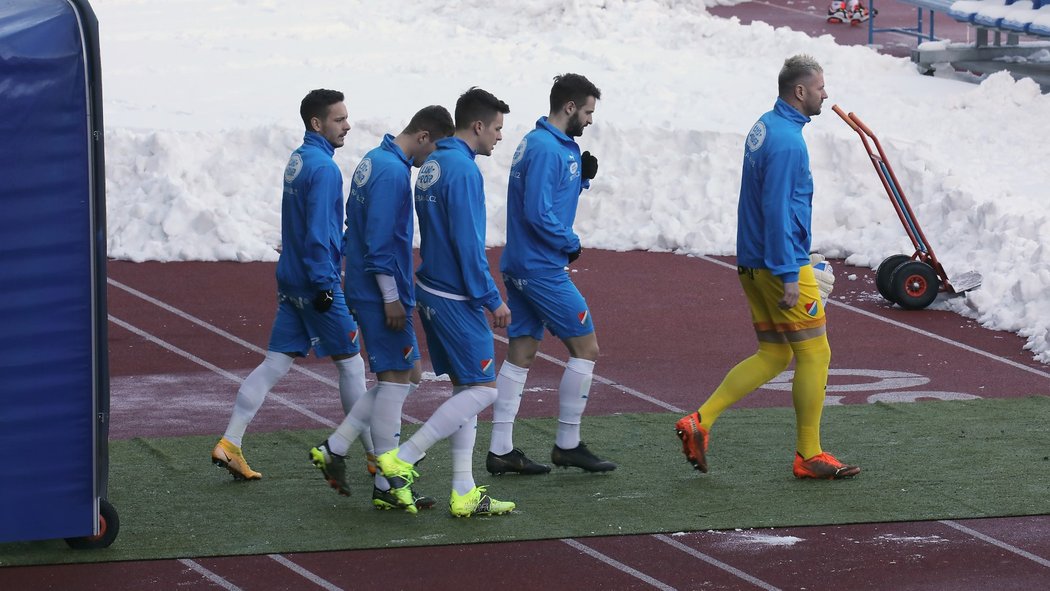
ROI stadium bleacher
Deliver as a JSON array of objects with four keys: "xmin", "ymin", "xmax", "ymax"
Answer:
[{"xmin": 875, "ymin": 0, "xmax": 1050, "ymax": 90}]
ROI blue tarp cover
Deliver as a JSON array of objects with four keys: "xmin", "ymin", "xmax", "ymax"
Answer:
[{"xmin": 0, "ymin": 0, "xmax": 98, "ymax": 543}]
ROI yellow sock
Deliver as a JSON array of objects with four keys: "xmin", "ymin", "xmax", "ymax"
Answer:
[
  {"xmin": 698, "ymin": 341, "xmax": 793, "ymax": 430},
  {"xmin": 790, "ymin": 334, "xmax": 832, "ymax": 459}
]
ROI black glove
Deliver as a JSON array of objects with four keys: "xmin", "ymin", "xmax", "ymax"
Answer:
[
  {"xmin": 313, "ymin": 289, "xmax": 334, "ymax": 312},
  {"xmin": 567, "ymin": 248, "xmax": 582, "ymax": 264},
  {"xmin": 581, "ymin": 151, "xmax": 598, "ymax": 180}
]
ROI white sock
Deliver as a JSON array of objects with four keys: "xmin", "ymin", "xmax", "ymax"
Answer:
[
  {"xmin": 329, "ymin": 384, "xmax": 377, "ymax": 456},
  {"xmin": 400, "ymin": 386, "xmax": 497, "ymax": 464},
  {"xmin": 450, "ymin": 415, "xmax": 478, "ymax": 495},
  {"xmin": 556, "ymin": 358, "xmax": 594, "ymax": 450},
  {"xmin": 336, "ymin": 355, "xmax": 373, "ymax": 454},
  {"xmin": 370, "ymin": 381, "xmax": 412, "ymax": 490},
  {"xmin": 223, "ymin": 351, "xmax": 294, "ymax": 447},
  {"xmin": 490, "ymin": 362, "xmax": 529, "ymax": 455}
]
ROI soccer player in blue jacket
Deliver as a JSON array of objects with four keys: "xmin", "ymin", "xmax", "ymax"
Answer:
[
  {"xmin": 487, "ymin": 73, "xmax": 616, "ymax": 475},
  {"xmin": 376, "ymin": 87, "xmax": 516, "ymax": 516},
  {"xmin": 308, "ymin": 106, "xmax": 454, "ymax": 510},
  {"xmin": 211, "ymin": 89, "xmax": 368, "ymax": 481},
  {"xmin": 676, "ymin": 55, "xmax": 861, "ymax": 480}
]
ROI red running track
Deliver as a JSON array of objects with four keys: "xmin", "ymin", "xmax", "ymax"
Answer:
[
  {"xmin": 708, "ymin": 0, "xmax": 980, "ymax": 58},
  {"xmin": 3, "ymin": 250, "xmax": 1049, "ymax": 591}
]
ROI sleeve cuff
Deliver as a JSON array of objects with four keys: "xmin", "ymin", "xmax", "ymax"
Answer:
[{"xmin": 374, "ymin": 274, "xmax": 399, "ymax": 303}]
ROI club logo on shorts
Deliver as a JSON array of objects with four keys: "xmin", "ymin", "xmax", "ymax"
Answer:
[
  {"xmin": 416, "ymin": 160, "xmax": 441, "ymax": 190},
  {"xmin": 480, "ymin": 358, "xmax": 494, "ymax": 373},
  {"xmin": 402, "ymin": 346, "xmax": 414, "ymax": 361},
  {"xmin": 353, "ymin": 158, "xmax": 372, "ymax": 187},
  {"xmin": 284, "ymin": 152, "xmax": 303, "ymax": 183},
  {"xmin": 746, "ymin": 121, "xmax": 767, "ymax": 152},
  {"xmin": 348, "ymin": 330, "xmax": 359, "ymax": 345},
  {"xmin": 805, "ymin": 301, "xmax": 820, "ymax": 317},
  {"xmin": 578, "ymin": 310, "xmax": 589, "ymax": 325}
]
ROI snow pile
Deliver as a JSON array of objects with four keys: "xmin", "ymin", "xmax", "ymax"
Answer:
[{"xmin": 94, "ymin": 0, "xmax": 1050, "ymax": 362}]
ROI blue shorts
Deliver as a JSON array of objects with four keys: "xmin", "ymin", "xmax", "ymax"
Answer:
[
  {"xmin": 348, "ymin": 299, "xmax": 421, "ymax": 374},
  {"xmin": 267, "ymin": 290, "xmax": 361, "ymax": 358},
  {"xmin": 416, "ymin": 289, "xmax": 496, "ymax": 384},
  {"xmin": 503, "ymin": 273, "xmax": 594, "ymax": 341}
]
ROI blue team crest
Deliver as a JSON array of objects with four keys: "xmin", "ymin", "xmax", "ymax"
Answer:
[
  {"xmin": 353, "ymin": 158, "xmax": 372, "ymax": 187},
  {"xmin": 569, "ymin": 160, "xmax": 579, "ymax": 177},
  {"xmin": 511, "ymin": 138, "xmax": 528, "ymax": 167},
  {"xmin": 746, "ymin": 121, "xmax": 766, "ymax": 152},
  {"xmin": 284, "ymin": 152, "xmax": 303, "ymax": 183},
  {"xmin": 416, "ymin": 160, "xmax": 441, "ymax": 190}
]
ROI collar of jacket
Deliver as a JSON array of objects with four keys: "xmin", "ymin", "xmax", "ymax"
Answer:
[
  {"xmin": 536, "ymin": 116, "xmax": 576, "ymax": 145},
  {"xmin": 773, "ymin": 97, "xmax": 811, "ymax": 127},
  {"xmin": 303, "ymin": 130, "xmax": 335, "ymax": 156},
  {"xmin": 436, "ymin": 136, "xmax": 476, "ymax": 160},
  {"xmin": 381, "ymin": 133, "xmax": 411, "ymax": 167}
]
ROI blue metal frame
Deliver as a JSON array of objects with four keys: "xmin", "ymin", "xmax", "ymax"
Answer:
[
  {"xmin": 878, "ymin": 161, "xmax": 929, "ymax": 254},
  {"xmin": 868, "ymin": 0, "xmax": 941, "ymax": 45}
]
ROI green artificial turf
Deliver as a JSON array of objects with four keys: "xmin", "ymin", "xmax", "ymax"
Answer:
[{"xmin": 3, "ymin": 396, "xmax": 1049, "ymax": 566}]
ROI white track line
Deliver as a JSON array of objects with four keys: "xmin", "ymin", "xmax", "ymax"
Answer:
[
  {"xmin": 109, "ymin": 314, "xmax": 337, "ymax": 429},
  {"xmin": 121, "ymin": 313, "xmax": 348, "ymax": 589},
  {"xmin": 653, "ymin": 534, "xmax": 782, "ymax": 591},
  {"xmin": 112, "ymin": 276, "xmax": 676, "ymax": 415},
  {"xmin": 939, "ymin": 520, "xmax": 1050, "ymax": 568},
  {"xmin": 491, "ymin": 333, "xmax": 684, "ymax": 413},
  {"xmin": 178, "ymin": 559, "xmax": 244, "ymax": 591},
  {"xmin": 268, "ymin": 554, "xmax": 344, "ymax": 591},
  {"xmin": 560, "ymin": 539, "xmax": 677, "ymax": 590},
  {"xmin": 696, "ymin": 255, "xmax": 1050, "ymax": 381},
  {"xmin": 108, "ymin": 278, "xmax": 422, "ymax": 424}
]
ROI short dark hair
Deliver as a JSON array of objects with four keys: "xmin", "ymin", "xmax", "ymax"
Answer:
[
  {"xmin": 454, "ymin": 87, "xmax": 510, "ymax": 131},
  {"xmin": 549, "ymin": 73, "xmax": 601, "ymax": 112},
  {"xmin": 403, "ymin": 105, "xmax": 455, "ymax": 138},
  {"xmin": 777, "ymin": 55, "xmax": 823, "ymax": 98},
  {"xmin": 300, "ymin": 89, "xmax": 344, "ymax": 129}
]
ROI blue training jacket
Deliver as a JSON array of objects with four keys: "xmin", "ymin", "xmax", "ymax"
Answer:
[
  {"xmin": 414, "ymin": 137, "xmax": 502, "ymax": 312},
  {"xmin": 736, "ymin": 98, "xmax": 814, "ymax": 283},
  {"xmin": 500, "ymin": 117, "xmax": 585, "ymax": 278},
  {"xmin": 344, "ymin": 134, "xmax": 415, "ymax": 307},
  {"xmin": 276, "ymin": 131, "xmax": 345, "ymax": 297}
]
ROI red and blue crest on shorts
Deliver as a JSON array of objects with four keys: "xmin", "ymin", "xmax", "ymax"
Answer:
[
  {"xmin": 348, "ymin": 329, "xmax": 359, "ymax": 345},
  {"xmin": 480, "ymin": 358, "xmax": 494, "ymax": 373},
  {"xmin": 402, "ymin": 346, "xmax": 414, "ymax": 361},
  {"xmin": 805, "ymin": 301, "xmax": 820, "ymax": 317},
  {"xmin": 578, "ymin": 310, "xmax": 589, "ymax": 325}
]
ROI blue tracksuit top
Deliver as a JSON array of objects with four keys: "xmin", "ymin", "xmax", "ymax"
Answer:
[
  {"xmin": 736, "ymin": 98, "xmax": 814, "ymax": 283},
  {"xmin": 500, "ymin": 117, "xmax": 585, "ymax": 278},
  {"xmin": 276, "ymin": 131, "xmax": 345, "ymax": 297},
  {"xmin": 344, "ymin": 134, "xmax": 415, "ymax": 307},
  {"xmin": 414, "ymin": 137, "xmax": 502, "ymax": 311}
]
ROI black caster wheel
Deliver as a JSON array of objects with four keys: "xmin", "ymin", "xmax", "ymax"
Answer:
[
  {"xmin": 65, "ymin": 498, "xmax": 119, "ymax": 549},
  {"xmin": 890, "ymin": 260, "xmax": 940, "ymax": 310},
  {"xmin": 876, "ymin": 254, "xmax": 911, "ymax": 304}
]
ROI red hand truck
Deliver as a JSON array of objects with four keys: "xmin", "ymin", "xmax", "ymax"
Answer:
[{"xmin": 833, "ymin": 104, "xmax": 981, "ymax": 310}]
